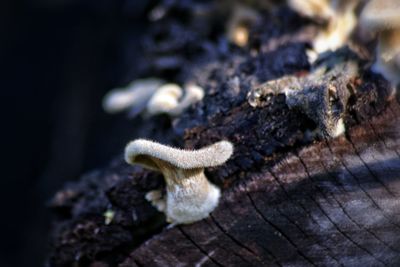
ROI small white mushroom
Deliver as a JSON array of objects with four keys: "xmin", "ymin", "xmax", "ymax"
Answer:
[
  {"xmin": 360, "ymin": 0, "xmax": 400, "ymax": 93},
  {"xmin": 226, "ymin": 3, "xmax": 260, "ymax": 47},
  {"xmin": 313, "ymin": 5, "xmax": 357, "ymax": 54},
  {"xmin": 146, "ymin": 83, "xmax": 183, "ymax": 116},
  {"xmin": 289, "ymin": 0, "xmax": 359, "ymax": 55},
  {"xmin": 145, "ymin": 189, "xmax": 166, "ymax": 212},
  {"xmin": 124, "ymin": 139, "xmax": 234, "ymax": 224},
  {"xmin": 168, "ymin": 84, "xmax": 205, "ymax": 116},
  {"xmin": 146, "ymin": 83, "xmax": 204, "ymax": 117},
  {"xmin": 102, "ymin": 78, "xmax": 164, "ymax": 114},
  {"xmin": 103, "ymin": 209, "xmax": 115, "ymax": 225}
]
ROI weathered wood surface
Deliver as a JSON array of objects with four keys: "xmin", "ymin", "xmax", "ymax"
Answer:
[
  {"xmin": 48, "ymin": 66, "xmax": 400, "ymax": 266},
  {"xmin": 120, "ymin": 99, "xmax": 400, "ymax": 267}
]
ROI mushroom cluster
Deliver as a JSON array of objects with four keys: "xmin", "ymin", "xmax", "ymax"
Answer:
[
  {"xmin": 288, "ymin": 0, "xmax": 359, "ymax": 56},
  {"xmin": 147, "ymin": 83, "xmax": 204, "ymax": 117},
  {"xmin": 103, "ymin": 80, "xmax": 204, "ymax": 118},
  {"xmin": 125, "ymin": 139, "xmax": 234, "ymax": 225}
]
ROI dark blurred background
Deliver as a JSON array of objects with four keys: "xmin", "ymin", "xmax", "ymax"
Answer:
[{"xmin": 0, "ymin": 0, "xmax": 150, "ymax": 266}]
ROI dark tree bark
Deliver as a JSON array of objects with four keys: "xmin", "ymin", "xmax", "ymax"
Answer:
[
  {"xmin": 116, "ymin": 55, "xmax": 400, "ymax": 267},
  {"xmin": 48, "ymin": 59, "xmax": 400, "ymax": 266}
]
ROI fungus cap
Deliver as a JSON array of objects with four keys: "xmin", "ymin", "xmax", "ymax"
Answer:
[
  {"xmin": 125, "ymin": 139, "xmax": 234, "ymax": 170},
  {"xmin": 102, "ymin": 78, "xmax": 163, "ymax": 113},
  {"xmin": 146, "ymin": 83, "xmax": 182, "ymax": 115},
  {"xmin": 185, "ymin": 84, "xmax": 204, "ymax": 102},
  {"xmin": 166, "ymin": 84, "xmax": 204, "ymax": 116},
  {"xmin": 360, "ymin": 0, "xmax": 400, "ymax": 32}
]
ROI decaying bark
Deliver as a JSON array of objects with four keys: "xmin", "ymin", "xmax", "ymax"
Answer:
[
  {"xmin": 47, "ymin": 2, "xmax": 400, "ymax": 267},
  {"xmin": 48, "ymin": 57, "xmax": 400, "ymax": 266},
  {"xmin": 121, "ymin": 100, "xmax": 400, "ymax": 267}
]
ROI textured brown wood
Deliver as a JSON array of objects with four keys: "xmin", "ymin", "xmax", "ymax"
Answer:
[
  {"xmin": 48, "ymin": 50, "xmax": 400, "ymax": 267},
  {"xmin": 121, "ymin": 99, "xmax": 400, "ymax": 267}
]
